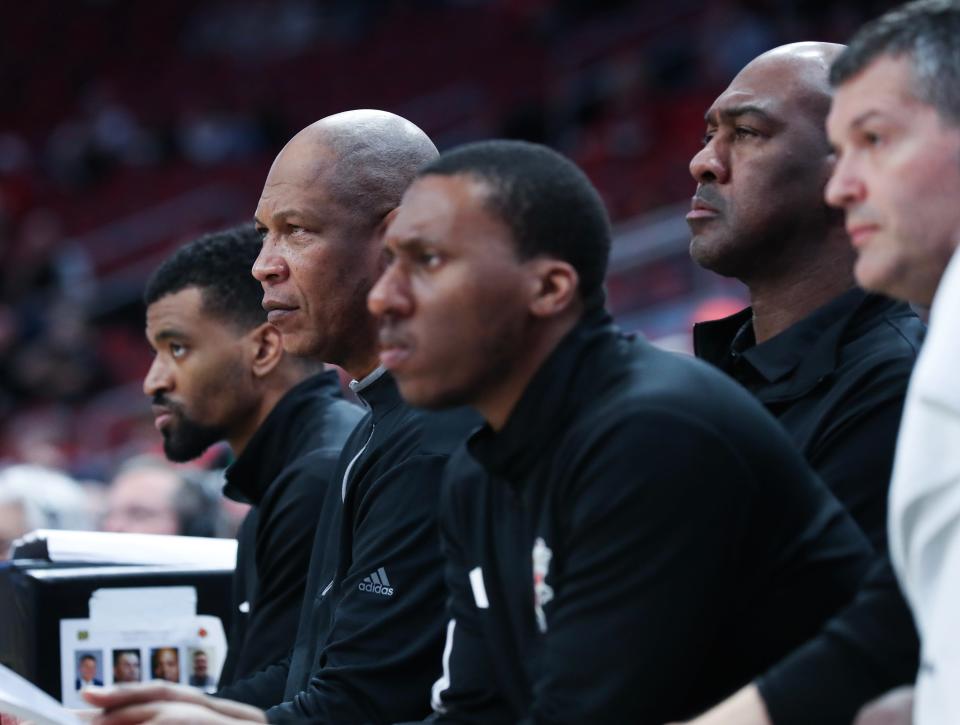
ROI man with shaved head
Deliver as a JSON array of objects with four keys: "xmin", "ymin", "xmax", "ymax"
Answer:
[
  {"xmin": 684, "ymin": 45, "xmax": 923, "ymax": 725},
  {"xmin": 85, "ymin": 110, "xmax": 476, "ymax": 724}
]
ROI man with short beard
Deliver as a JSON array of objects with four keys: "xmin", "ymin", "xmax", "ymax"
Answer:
[
  {"xmin": 142, "ymin": 226, "xmax": 363, "ymax": 686},
  {"xmin": 86, "ymin": 110, "xmax": 475, "ymax": 724}
]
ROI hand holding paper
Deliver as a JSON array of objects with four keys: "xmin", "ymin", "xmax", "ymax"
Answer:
[{"xmin": 82, "ymin": 685, "xmax": 264, "ymax": 725}]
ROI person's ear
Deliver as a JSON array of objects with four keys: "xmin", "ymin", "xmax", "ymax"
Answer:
[
  {"xmin": 526, "ymin": 258, "xmax": 580, "ymax": 318},
  {"xmin": 380, "ymin": 207, "xmax": 400, "ymax": 236},
  {"xmin": 249, "ymin": 323, "xmax": 284, "ymax": 378}
]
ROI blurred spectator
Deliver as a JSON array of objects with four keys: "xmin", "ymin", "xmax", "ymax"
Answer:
[
  {"xmin": 101, "ymin": 455, "xmax": 222, "ymax": 537},
  {"xmin": 2, "ymin": 406, "xmax": 73, "ymax": 470},
  {"xmin": 0, "ymin": 464, "xmax": 92, "ymax": 559},
  {"xmin": 177, "ymin": 108, "xmax": 264, "ymax": 165},
  {"xmin": 0, "ymin": 0, "xmax": 894, "ymax": 476}
]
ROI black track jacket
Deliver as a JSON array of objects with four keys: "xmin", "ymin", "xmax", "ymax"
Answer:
[
  {"xmin": 217, "ymin": 368, "xmax": 478, "ymax": 723},
  {"xmin": 429, "ymin": 312, "xmax": 874, "ymax": 724},
  {"xmin": 218, "ymin": 372, "xmax": 363, "ymax": 686}
]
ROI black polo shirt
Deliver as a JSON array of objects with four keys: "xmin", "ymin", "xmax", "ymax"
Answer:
[
  {"xmin": 694, "ymin": 288, "xmax": 923, "ymax": 548},
  {"xmin": 694, "ymin": 288, "xmax": 925, "ymax": 725}
]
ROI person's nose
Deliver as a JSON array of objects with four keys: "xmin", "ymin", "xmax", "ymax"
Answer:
[
  {"xmin": 368, "ymin": 261, "xmax": 413, "ymax": 319},
  {"xmin": 825, "ymin": 152, "xmax": 866, "ymax": 210},
  {"xmin": 252, "ymin": 236, "xmax": 290, "ymax": 284},
  {"xmin": 143, "ymin": 355, "xmax": 173, "ymax": 398},
  {"xmin": 689, "ymin": 137, "xmax": 730, "ymax": 185}
]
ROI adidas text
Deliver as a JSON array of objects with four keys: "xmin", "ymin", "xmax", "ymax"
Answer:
[{"xmin": 359, "ymin": 567, "xmax": 395, "ymax": 597}]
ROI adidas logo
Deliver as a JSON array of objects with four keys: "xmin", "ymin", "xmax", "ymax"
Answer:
[{"xmin": 358, "ymin": 567, "xmax": 395, "ymax": 597}]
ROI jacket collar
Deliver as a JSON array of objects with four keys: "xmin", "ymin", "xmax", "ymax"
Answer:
[
  {"xmin": 468, "ymin": 307, "xmax": 616, "ymax": 482},
  {"xmin": 223, "ymin": 371, "xmax": 341, "ymax": 505},
  {"xmin": 693, "ymin": 288, "xmax": 888, "ymax": 401},
  {"xmin": 351, "ymin": 366, "xmax": 404, "ymax": 423}
]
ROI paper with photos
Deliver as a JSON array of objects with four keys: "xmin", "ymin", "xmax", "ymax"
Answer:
[{"xmin": 59, "ymin": 586, "xmax": 226, "ymax": 708}]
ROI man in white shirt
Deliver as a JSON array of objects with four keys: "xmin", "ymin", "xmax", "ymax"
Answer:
[{"xmin": 826, "ymin": 1, "xmax": 960, "ymax": 722}]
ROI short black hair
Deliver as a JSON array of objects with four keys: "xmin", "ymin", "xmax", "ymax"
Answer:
[
  {"xmin": 79, "ymin": 654, "xmax": 96, "ymax": 663},
  {"xmin": 144, "ymin": 224, "xmax": 266, "ymax": 330},
  {"xmin": 418, "ymin": 140, "xmax": 612, "ymax": 301},
  {"xmin": 830, "ymin": 0, "xmax": 960, "ymax": 125}
]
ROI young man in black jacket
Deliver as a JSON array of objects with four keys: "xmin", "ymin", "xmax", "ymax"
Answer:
[
  {"xmin": 88, "ymin": 111, "xmax": 476, "ymax": 725},
  {"xmin": 367, "ymin": 139, "xmax": 875, "ymax": 723},
  {"xmin": 143, "ymin": 226, "xmax": 363, "ymax": 686}
]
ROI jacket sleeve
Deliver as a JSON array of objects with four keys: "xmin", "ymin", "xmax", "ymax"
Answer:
[
  {"xmin": 265, "ymin": 454, "xmax": 448, "ymax": 724},
  {"xmin": 756, "ymin": 558, "xmax": 918, "ymax": 725},
  {"xmin": 232, "ymin": 451, "xmax": 341, "ymax": 680},
  {"xmin": 213, "ymin": 654, "xmax": 290, "ymax": 709},
  {"xmin": 508, "ymin": 410, "xmax": 765, "ymax": 723},
  {"xmin": 754, "ymin": 368, "xmax": 920, "ymax": 725},
  {"xmin": 427, "ymin": 466, "xmax": 515, "ymax": 723}
]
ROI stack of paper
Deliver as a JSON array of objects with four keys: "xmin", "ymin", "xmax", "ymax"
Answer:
[
  {"xmin": 12, "ymin": 530, "xmax": 237, "ymax": 568},
  {"xmin": 0, "ymin": 665, "xmax": 82, "ymax": 725}
]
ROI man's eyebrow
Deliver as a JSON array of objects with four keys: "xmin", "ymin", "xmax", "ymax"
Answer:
[
  {"xmin": 849, "ymin": 110, "xmax": 886, "ymax": 129},
  {"xmin": 391, "ymin": 234, "xmax": 432, "ymax": 251},
  {"xmin": 153, "ymin": 328, "xmax": 188, "ymax": 343},
  {"xmin": 259, "ymin": 208, "xmax": 316, "ymax": 224},
  {"xmin": 704, "ymin": 104, "xmax": 777, "ymax": 125}
]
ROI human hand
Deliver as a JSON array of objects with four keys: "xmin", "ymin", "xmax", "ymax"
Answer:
[
  {"xmin": 92, "ymin": 701, "xmax": 261, "ymax": 725},
  {"xmin": 853, "ymin": 686, "xmax": 914, "ymax": 725},
  {"xmin": 82, "ymin": 684, "xmax": 264, "ymax": 725}
]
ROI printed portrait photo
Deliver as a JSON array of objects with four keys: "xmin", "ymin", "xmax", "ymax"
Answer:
[
  {"xmin": 187, "ymin": 648, "xmax": 215, "ymax": 692},
  {"xmin": 111, "ymin": 648, "xmax": 141, "ymax": 684},
  {"xmin": 150, "ymin": 647, "xmax": 180, "ymax": 683},
  {"xmin": 74, "ymin": 650, "xmax": 103, "ymax": 690}
]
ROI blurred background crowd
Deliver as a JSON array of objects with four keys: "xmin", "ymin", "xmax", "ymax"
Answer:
[{"xmin": 0, "ymin": 0, "xmax": 896, "ymax": 551}]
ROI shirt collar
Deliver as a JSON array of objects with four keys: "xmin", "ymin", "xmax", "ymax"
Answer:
[
  {"xmin": 352, "ymin": 366, "xmax": 404, "ymax": 422},
  {"xmin": 694, "ymin": 287, "xmax": 870, "ymax": 395},
  {"xmin": 350, "ymin": 365, "xmax": 388, "ymax": 395},
  {"xmin": 468, "ymin": 307, "xmax": 617, "ymax": 482}
]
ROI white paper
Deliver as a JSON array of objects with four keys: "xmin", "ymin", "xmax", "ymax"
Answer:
[
  {"xmin": 59, "ymin": 586, "xmax": 226, "ymax": 707},
  {"xmin": 14, "ymin": 530, "xmax": 237, "ymax": 568},
  {"xmin": 89, "ymin": 587, "xmax": 197, "ymax": 622},
  {"xmin": 59, "ymin": 615, "xmax": 226, "ymax": 707},
  {"xmin": 0, "ymin": 664, "xmax": 82, "ymax": 725}
]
